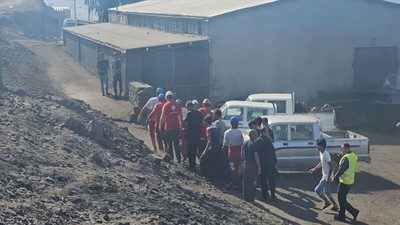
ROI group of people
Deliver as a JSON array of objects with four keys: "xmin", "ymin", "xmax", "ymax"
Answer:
[
  {"xmin": 138, "ymin": 87, "xmax": 360, "ymax": 223},
  {"xmin": 97, "ymin": 52, "xmax": 123, "ymax": 97}
]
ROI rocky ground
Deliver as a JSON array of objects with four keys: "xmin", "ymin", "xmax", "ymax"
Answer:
[{"xmin": 0, "ymin": 2, "xmax": 286, "ymax": 224}]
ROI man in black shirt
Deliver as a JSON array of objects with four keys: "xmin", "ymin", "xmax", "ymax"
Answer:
[
  {"xmin": 112, "ymin": 51, "xmax": 123, "ymax": 97},
  {"xmin": 255, "ymin": 126, "xmax": 277, "ymax": 201},
  {"xmin": 242, "ymin": 129, "xmax": 261, "ymax": 203},
  {"xmin": 97, "ymin": 52, "xmax": 110, "ymax": 96},
  {"xmin": 184, "ymin": 101, "xmax": 203, "ymax": 171}
]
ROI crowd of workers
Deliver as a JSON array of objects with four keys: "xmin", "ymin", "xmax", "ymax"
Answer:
[{"xmin": 136, "ymin": 87, "xmax": 360, "ymax": 222}]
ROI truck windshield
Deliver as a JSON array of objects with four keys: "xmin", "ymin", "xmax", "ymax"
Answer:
[
  {"xmin": 222, "ymin": 107, "xmax": 244, "ymax": 121},
  {"xmin": 247, "ymin": 108, "xmax": 268, "ymax": 121},
  {"xmin": 269, "ymin": 100, "xmax": 286, "ymax": 113}
]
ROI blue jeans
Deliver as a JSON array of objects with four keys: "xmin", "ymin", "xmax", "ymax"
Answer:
[{"xmin": 315, "ymin": 177, "xmax": 332, "ymax": 196}]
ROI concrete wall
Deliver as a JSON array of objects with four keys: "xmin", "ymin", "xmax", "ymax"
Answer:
[
  {"xmin": 63, "ymin": 31, "xmax": 79, "ymax": 60},
  {"xmin": 80, "ymin": 38, "xmax": 98, "ymax": 73},
  {"xmin": 208, "ymin": 0, "xmax": 400, "ymax": 104}
]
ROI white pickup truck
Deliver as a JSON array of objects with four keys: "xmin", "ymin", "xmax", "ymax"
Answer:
[
  {"xmin": 263, "ymin": 115, "xmax": 370, "ymax": 171},
  {"xmin": 219, "ymin": 101, "xmax": 276, "ymax": 129},
  {"xmin": 246, "ymin": 93, "xmax": 337, "ymax": 131}
]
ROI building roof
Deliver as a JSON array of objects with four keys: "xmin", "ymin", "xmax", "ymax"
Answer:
[
  {"xmin": 110, "ymin": 0, "xmax": 278, "ymax": 18},
  {"xmin": 263, "ymin": 115, "xmax": 319, "ymax": 124},
  {"xmin": 63, "ymin": 23, "xmax": 209, "ymax": 51}
]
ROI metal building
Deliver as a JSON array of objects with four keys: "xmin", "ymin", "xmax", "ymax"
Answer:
[{"xmin": 62, "ymin": 23, "xmax": 209, "ymax": 100}]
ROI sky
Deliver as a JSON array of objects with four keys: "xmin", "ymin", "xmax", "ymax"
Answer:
[{"xmin": 43, "ymin": 0, "xmax": 97, "ymax": 21}]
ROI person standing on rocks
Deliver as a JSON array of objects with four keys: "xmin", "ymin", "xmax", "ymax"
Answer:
[
  {"xmin": 200, "ymin": 115, "xmax": 222, "ymax": 179},
  {"xmin": 97, "ymin": 52, "xmax": 110, "ymax": 96},
  {"xmin": 198, "ymin": 98, "xmax": 214, "ymax": 158},
  {"xmin": 138, "ymin": 87, "xmax": 164, "ymax": 151},
  {"xmin": 184, "ymin": 101, "xmax": 203, "ymax": 171},
  {"xmin": 160, "ymin": 91, "xmax": 183, "ymax": 163},
  {"xmin": 242, "ymin": 129, "xmax": 261, "ymax": 203},
  {"xmin": 112, "ymin": 51, "xmax": 123, "ymax": 97},
  {"xmin": 223, "ymin": 116, "xmax": 244, "ymax": 185}
]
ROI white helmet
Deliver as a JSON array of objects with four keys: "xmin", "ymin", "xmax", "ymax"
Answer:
[
  {"xmin": 192, "ymin": 100, "xmax": 199, "ymax": 105},
  {"xmin": 166, "ymin": 91, "xmax": 174, "ymax": 98}
]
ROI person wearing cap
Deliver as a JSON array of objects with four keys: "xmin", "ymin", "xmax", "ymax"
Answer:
[
  {"xmin": 112, "ymin": 51, "xmax": 123, "ymax": 96},
  {"xmin": 97, "ymin": 52, "xmax": 110, "ymax": 96},
  {"xmin": 192, "ymin": 100, "xmax": 199, "ymax": 109},
  {"xmin": 198, "ymin": 98, "xmax": 214, "ymax": 157},
  {"xmin": 255, "ymin": 126, "xmax": 277, "ymax": 201},
  {"xmin": 139, "ymin": 87, "xmax": 164, "ymax": 151},
  {"xmin": 184, "ymin": 101, "xmax": 203, "ymax": 171},
  {"xmin": 160, "ymin": 91, "xmax": 183, "ymax": 163},
  {"xmin": 223, "ymin": 116, "xmax": 244, "ymax": 184},
  {"xmin": 262, "ymin": 117, "xmax": 275, "ymax": 143},
  {"xmin": 176, "ymin": 99, "xmax": 187, "ymax": 160}
]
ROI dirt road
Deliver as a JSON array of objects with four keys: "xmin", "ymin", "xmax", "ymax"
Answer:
[{"xmin": 19, "ymin": 39, "xmax": 400, "ymax": 225}]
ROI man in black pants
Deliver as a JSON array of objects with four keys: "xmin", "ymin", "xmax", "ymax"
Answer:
[
  {"xmin": 184, "ymin": 101, "xmax": 203, "ymax": 171},
  {"xmin": 254, "ymin": 126, "xmax": 277, "ymax": 201},
  {"xmin": 112, "ymin": 52, "xmax": 123, "ymax": 96},
  {"xmin": 96, "ymin": 52, "xmax": 110, "ymax": 96},
  {"xmin": 334, "ymin": 143, "xmax": 360, "ymax": 222}
]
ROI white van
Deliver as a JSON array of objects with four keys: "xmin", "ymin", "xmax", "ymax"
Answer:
[{"xmin": 219, "ymin": 101, "xmax": 276, "ymax": 129}]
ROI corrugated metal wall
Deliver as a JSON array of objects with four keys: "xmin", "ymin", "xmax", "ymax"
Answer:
[{"xmin": 140, "ymin": 42, "xmax": 209, "ymax": 102}]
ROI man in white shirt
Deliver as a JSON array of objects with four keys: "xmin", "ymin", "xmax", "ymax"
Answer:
[
  {"xmin": 137, "ymin": 87, "xmax": 163, "ymax": 151},
  {"xmin": 309, "ymin": 139, "xmax": 339, "ymax": 211}
]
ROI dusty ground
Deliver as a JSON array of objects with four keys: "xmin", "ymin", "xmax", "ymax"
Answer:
[
  {"xmin": 16, "ymin": 38, "xmax": 400, "ymax": 225},
  {"xmin": 1, "ymin": 1, "xmax": 400, "ymax": 224}
]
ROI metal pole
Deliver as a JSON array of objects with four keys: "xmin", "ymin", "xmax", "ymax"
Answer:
[
  {"xmin": 88, "ymin": 0, "xmax": 90, "ymax": 21},
  {"xmin": 74, "ymin": 0, "xmax": 77, "ymax": 26}
]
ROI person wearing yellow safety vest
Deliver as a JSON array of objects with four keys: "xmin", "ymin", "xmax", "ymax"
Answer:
[{"xmin": 333, "ymin": 142, "xmax": 360, "ymax": 222}]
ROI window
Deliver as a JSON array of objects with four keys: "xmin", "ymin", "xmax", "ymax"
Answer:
[
  {"xmin": 247, "ymin": 108, "xmax": 268, "ymax": 121},
  {"xmin": 290, "ymin": 124, "xmax": 314, "ymax": 140},
  {"xmin": 271, "ymin": 125, "xmax": 288, "ymax": 141},
  {"xmin": 269, "ymin": 100, "xmax": 286, "ymax": 114},
  {"xmin": 222, "ymin": 107, "xmax": 244, "ymax": 121}
]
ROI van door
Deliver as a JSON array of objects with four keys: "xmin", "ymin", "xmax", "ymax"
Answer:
[
  {"xmin": 270, "ymin": 124, "xmax": 289, "ymax": 169},
  {"xmin": 288, "ymin": 123, "xmax": 316, "ymax": 170}
]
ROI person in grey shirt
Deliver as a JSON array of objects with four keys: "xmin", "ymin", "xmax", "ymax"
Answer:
[{"xmin": 213, "ymin": 109, "xmax": 227, "ymax": 145}]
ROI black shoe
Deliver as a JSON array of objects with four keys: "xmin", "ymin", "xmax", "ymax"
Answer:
[
  {"xmin": 106, "ymin": 92, "xmax": 111, "ymax": 95},
  {"xmin": 334, "ymin": 215, "xmax": 346, "ymax": 222},
  {"xmin": 271, "ymin": 195, "xmax": 277, "ymax": 201},
  {"xmin": 263, "ymin": 195, "xmax": 270, "ymax": 202},
  {"xmin": 352, "ymin": 209, "xmax": 359, "ymax": 222},
  {"xmin": 102, "ymin": 93, "xmax": 105, "ymax": 96},
  {"xmin": 177, "ymin": 158, "xmax": 181, "ymax": 163}
]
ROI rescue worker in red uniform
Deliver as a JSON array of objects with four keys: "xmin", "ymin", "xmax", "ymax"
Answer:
[
  {"xmin": 198, "ymin": 98, "xmax": 214, "ymax": 157},
  {"xmin": 138, "ymin": 87, "xmax": 163, "ymax": 151},
  {"xmin": 148, "ymin": 93, "xmax": 167, "ymax": 152},
  {"xmin": 223, "ymin": 116, "xmax": 244, "ymax": 184}
]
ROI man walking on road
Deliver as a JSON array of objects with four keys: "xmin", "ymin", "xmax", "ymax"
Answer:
[
  {"xmin": 309, "ymin": 139, "xmax": 339, "ymax": 211},
  {"xmin": 97, "ymin": 52, "xmax": 110, "ymax": 96},
  {"xmin": 242, "ymin": 129, "xmax": 261, "ymax": 203},
  {"xmin": 223, "ymin": 116, "xmax": 244, "ymax": 184},
  {"xmin": 138, "ymin": 87, "xmax": 164, "ymax": 151},
  {"xmin": 160, "ymin": 91, "xmax": 183, "ymax": 163},
  {"xmin": 255, "ymin": 126, "xmax": 277, "ymax": 201},
  {"xmin": 184, "ymin": 101, "xmax": 203, "ymax": 171},
  {"xmin": 112, "ymin": 51, "xmax": 123, "ymax": 97},
  {"xmin": 334, "ymin": 143, "xmax": 360, "ymax": 222}
]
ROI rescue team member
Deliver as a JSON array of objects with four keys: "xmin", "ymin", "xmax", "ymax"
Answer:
[
  {"xmin": 255, "ymin": 126, "xmax": 277, "ymax": 201},
  {"xmin": 241, "ymin": 129, "xmax": 261, "ymax": 203},
  {"xmin": 309, "ymin": 139, "xmax": 339, "ymax": 211},
  {"xmin": 147, "ymin": 93, "xmax": 167, "ymax": 152},
  {"xmin": 96, "ymin": 52, "xmax": 110, "ymax": 96},
  {"xmin": 184, "ymin": 101, "xmax": 203, "ymax": 171},
  {"xmin": 223, "ymin": 116, "xmax": 244, "ymax": 184},
  {"xmin": 214, "ymin": 109, "xmax": 227, "ymax": 146},
  {"xmin": 200, "ymin": 115, "xmax": 222, "ymax": 179},
  {"xmin": 333, "ymin": 143, "xmax": 359, "ymax": 222},
  {"xmin": 138, "ymin": 87, "xmax": 164, "ymax": 151},
  {"xmin": 192, "ymin": 100, "xmax": 199, "ymax": 109},
  {"xmin": 177, "ymin": 99, "xmax": 187, "ymax": 160},
  {"xmin": 112, "ymin": 51, "xmax": 123, "ymax": 97},
  {"xmin": 160, "ymin": 91, "xmax": 183, "ymax": 163},
  {"xmin": 262, "ymin": 117, "xmax": 275, "ymax": 143},
  {"xmin": 198, "ymin": 98, "xmax": 214, "ymax": 157}
]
